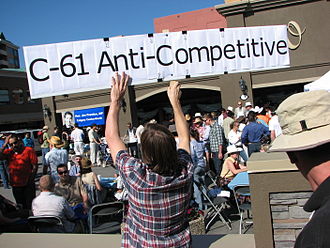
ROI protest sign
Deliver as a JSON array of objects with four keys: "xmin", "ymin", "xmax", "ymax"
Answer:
[{"xmin": 24, "ymin": 25, "xmax": 290, "ymax": 99}]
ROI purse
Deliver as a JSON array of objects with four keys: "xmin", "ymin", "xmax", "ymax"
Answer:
[{"xmin": 217, "ymin": 170, "xmax": 232, "ymax": 187}]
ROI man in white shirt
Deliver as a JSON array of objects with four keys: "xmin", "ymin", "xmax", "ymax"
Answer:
[
  {"xmin": 217, "ymin": 108, "xmax": 227, "ymax": 127},
  {"xmin": 126, "ymin": 122, "xmax": 138, "ymax": 158},
  {"xmin": 88, "ymin": 124, "xmax": 101, "ymax": 166},
  {"xmin": 245, "ymin": 102, "xmax": 253, "ymax": 116},
  {"xmin": 235, "ymin": 101, "xmax": 247, "ymax": 118},
  {"xmin": 136, "ymin": 123, "xmax": 145, "ymax": 158},
  {"xmin": 269, "ymin": 112, "xmax": 282, "ymax": 141},
  {"xmin": 32, "ymin": 175, "xmax": 77, "ymax": 233},
  {"xmin": 70, "ymin": 124, "xmax": 85, "ymax": 155}
]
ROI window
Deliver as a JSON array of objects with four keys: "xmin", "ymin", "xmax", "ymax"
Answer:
[
  {"xmin": 12, "ymin": 88, "xmax": 24, "ymax": 104},
  {"xmin": 0, "ymin": 89, "xmax": 10, "ymax": 105},
  {"xmin": 7, "ymin": 47, "xmax": 16, "ymax": 56}
]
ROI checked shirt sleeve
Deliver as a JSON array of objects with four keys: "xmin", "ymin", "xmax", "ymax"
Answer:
[{"xmin": 115, "ymin": 150, "xmax": 146, "ymax": 185}]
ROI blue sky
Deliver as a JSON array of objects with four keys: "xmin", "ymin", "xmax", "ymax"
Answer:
[{"xmin": 3, "ymin": 0, "xmax": 224, "ymax": 68}]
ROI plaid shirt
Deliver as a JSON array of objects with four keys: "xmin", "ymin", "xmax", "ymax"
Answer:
[
  {"xmin": 116, "ymin": 149, "xmax": 193, "ymax": 248},
  {"xmin": 209, "ymin": 121, "xmax": 225, "ymax": 153}
]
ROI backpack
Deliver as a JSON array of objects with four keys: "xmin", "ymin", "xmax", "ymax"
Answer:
[{"xmin": 37, "ymin": 131, "xmax": 44, "ymax": 144}]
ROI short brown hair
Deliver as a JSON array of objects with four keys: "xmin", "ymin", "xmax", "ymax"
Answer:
[{"xmin": 141, "ymin": 123, "xmax": 180, "ymax": 177}]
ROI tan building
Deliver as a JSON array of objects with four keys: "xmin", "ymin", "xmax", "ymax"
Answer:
[{"xmin": 42, "ymin": 0, "xmax": 330, "ymax": 136}]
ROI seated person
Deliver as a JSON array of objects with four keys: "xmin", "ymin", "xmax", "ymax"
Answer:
[
  {"xmin": 220, "ymin": 145, "xmax": 247, "ymax": 183},
  {"xmin": 80, "ymin": 158, "xmax": 103, "ymax": 205},
  {"xmin": 69, "ymin": 155, "xmax": 82, "ymax": 177},
  {"xmin": 113, "ymin": 171, "xmax": 127, "ymax": 201},
  {"xmin": 54, "ymin": 164, "xmax": 89, "ymax": 219},
  {"xmin": 32, "ymin": 175, "xmax": 78, "ymax": 233},
  {"xmin": 0, "ymin": 194, "xmax": 31, "ymax": 233}
]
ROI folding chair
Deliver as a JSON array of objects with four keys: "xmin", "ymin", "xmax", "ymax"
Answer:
[
  {"xmin": 205, "ymin": 170, "xmax": 218, "ymax": 188},
  {"xmin": 28, "ymin": 215, "xmax": 65, "ymax": 233},
  {"xmin": 233, "ymin": 186, "xmax": 253, "ymax": 234},
  {"xmin": 89, "ymin": 201, "xmax": 124, "ymax": 234},
  {"xmin": 194, "ymin": 180, "xmax": 232, "ymax": 231}
]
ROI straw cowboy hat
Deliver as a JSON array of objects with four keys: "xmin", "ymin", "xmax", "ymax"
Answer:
[
  {"xmin": 226, "ymin": 145, "xmax": 242, "ymax": 155},
  {"xmin": 48, "ymin": 136, "xmax": 64, "ymax": 148},
  {"xmin": 270, "ymin": 90, "xmax": 330, "ymax": 152},
  {"xmin": 80, "ymin": 157, "xmax": 92, "ymax": 169}
]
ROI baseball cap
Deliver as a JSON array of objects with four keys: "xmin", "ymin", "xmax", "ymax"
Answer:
[
  {"xmin": 245, "ymin": 102, "xmax": 252, "ymax": 107},
  {"xmin": 270, "ymin": 90, "xmax": 330, "ymax": 152}
]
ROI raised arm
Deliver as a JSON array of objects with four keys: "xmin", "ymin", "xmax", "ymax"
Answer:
[
  {"xmin": 167, "ymin": 81, "xmax": 190, "ymax": 154},
  {"xmin": 105, "ymin": 72, "xmax": 129, "ymax": 162}
]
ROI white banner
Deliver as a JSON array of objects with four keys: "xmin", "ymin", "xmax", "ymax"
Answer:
[{"xmin": 24, "ymin": 25, "xmax": 290, "ymax": 99}]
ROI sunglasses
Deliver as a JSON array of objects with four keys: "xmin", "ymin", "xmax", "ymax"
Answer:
[{"xmin": 58, "ymin": 170, "xmax": 68, "ymax": 175}]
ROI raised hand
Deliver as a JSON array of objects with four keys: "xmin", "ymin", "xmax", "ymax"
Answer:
[
  {"xmin": 111, "ymin": 72, "xmax": 130, "ymax": 102},
  {"xmin": 167, "ymin": 81, "xmax": 182, "ymax": 106}
]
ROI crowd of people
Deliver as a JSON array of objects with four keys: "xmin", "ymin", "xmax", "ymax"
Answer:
[
  {"xmin": 0, "ymin": 71, "xmax": 329, "ymax": 248},
  {"xmin": 0, "ymin": 83, "xmax": 283, "ymax": 235},
  {"xmin": 0, "ymin": 120, "xmax": 118, "ymax": 233}
]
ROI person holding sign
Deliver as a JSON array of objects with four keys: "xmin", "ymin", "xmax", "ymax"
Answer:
[{"xmin": 106, "ymin": 72, "xmax": 193, "ymax": 247}]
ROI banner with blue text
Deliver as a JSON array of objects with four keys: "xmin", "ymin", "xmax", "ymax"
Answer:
[{"xmin": 24, "ymin": 25, "xmax": 290, "ymax": 99}]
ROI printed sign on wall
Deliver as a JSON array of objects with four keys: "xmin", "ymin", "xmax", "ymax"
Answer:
[
  {"xmin": 74, "ymin": 107, "xmax": 105, "ymax": 127},
  {"xmin": 24, "ymin": 25, "xmax": 290, "ymax": 99}
]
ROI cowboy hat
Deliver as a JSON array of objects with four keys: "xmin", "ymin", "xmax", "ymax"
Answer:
[
  {"xmin": 48, "ymin": 136, "xmax": 64, "ymax": 148},
  {"xmin": 42, "ymin": 126, "xmax": 49, "ymax": 130},
  {"xmin": 226, "ymin": 145, "xmax": 242, "ymax": 155},
  {"xmin": 270, "ymin": 90, "xmax": 330, "ymax": 152}
]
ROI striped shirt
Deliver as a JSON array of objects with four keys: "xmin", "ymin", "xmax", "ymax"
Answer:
[{"xmin": 116, "ymin": 149, "xmax": 193, "ymax": 248}]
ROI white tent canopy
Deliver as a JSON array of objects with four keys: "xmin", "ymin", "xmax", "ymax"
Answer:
[{"xmin": 304, "ymin": 70, "xmax": 330, "ymax": 92}]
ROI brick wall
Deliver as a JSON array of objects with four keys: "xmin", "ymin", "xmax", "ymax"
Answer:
[{"xmin": 269, "ymin": 192, "xmax": 313, "ymax": 248}]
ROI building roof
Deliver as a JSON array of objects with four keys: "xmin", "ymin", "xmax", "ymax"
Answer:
[
  {"xmin": 0, "ymin": 68, "xmax": 26, "ymax": 73},
  {"xmin": 154, "ymin": 7, "xmax": 227, "ymax": 33},
  {"xmin": 0, "ymin": 32, "xmax": 19, "ymax": 49},
  {"xmin": 0, "ymin": 32, "xmax": 6, "ymax": 40}
]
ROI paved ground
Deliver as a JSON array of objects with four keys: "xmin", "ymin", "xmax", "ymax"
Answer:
[{"xmin": 0, "ymin": 156, "xmax": 253, "ymax": 235}]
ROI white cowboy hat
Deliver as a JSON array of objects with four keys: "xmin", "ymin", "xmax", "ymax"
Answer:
[{"xmin": 226, "ymin": 145, "xmax": 242, "ymax": 155}]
